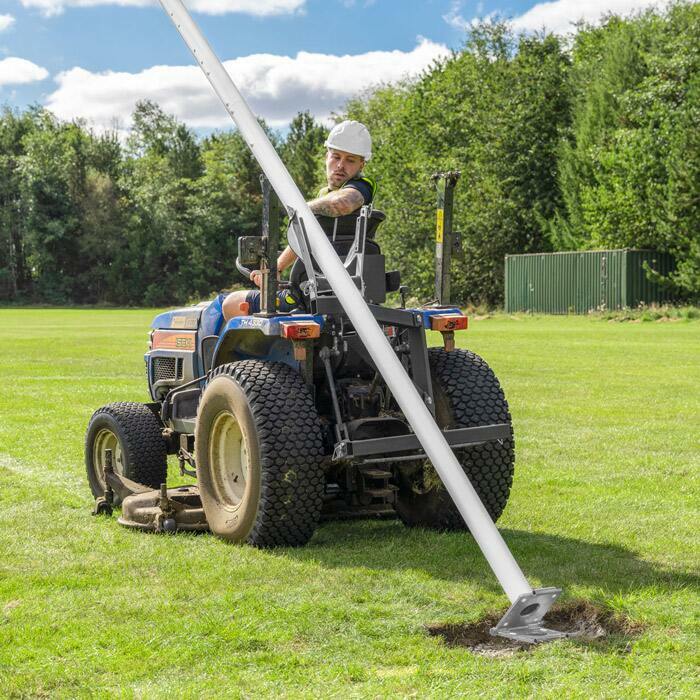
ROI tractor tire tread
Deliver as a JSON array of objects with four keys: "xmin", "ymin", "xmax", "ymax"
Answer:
[
  {"xmin": 209, "ymin": 361, "xmax": 325, "ymax": 547},
  {"xmin": 395, "ymin": 348, "xmax": 515, "ymax": 531},
  {"xmin": 86, "ymin": 402, "xmax": 168, "ymax": 493}
]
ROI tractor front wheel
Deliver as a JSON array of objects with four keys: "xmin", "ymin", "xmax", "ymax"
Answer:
[
  {"xmin": 394, "ymin": 348, "xmax": 515, "ymax": 531},
  {"xmin": 194, "ymin": 361, "xmax": 325, "ymax": 547},
  {"xmin": 85, "ymin": 402, "xmax": 168, "ymax": 505}
]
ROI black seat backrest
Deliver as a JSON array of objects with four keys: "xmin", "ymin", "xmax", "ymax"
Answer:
[
  {"xmin": 290, "ymin": 250, "xmax": 387, "ymax": 306},
  {"xmin": 291, "ymin": 209, "xmax": 384, "ymax": 279},
  {"xmin": 328, "ymin": 238, "xmax": 381, "ymax": 258},
  {"xmin": 316, "ymin": 209, "xmax": 386, "ymax": 242},
  {"xmin": 287, "ymin": 209, "xmax": 388, "ymax": 309}
]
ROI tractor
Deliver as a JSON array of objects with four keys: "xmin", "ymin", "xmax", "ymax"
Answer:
[{"xmin": 85, "ymin": 173, "xmax": 515, "ymax": 547}]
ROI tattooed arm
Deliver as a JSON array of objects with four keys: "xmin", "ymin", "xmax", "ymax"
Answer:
[
  {"xmin": 307, "ymin": 187, "xmax": 365, "ymax": 217},
  {"xmin": 273, "ymin": 187, "xmax": 365, "ymax": 274}
]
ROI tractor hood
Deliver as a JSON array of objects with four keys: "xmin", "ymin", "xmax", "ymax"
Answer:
[{"xmin": 151, "ymin": 295, "xmax": 225, "ymax": 338}]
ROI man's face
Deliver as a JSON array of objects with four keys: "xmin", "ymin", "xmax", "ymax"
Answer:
[{"xmin": 325, "ymin": 148, "xmax": 365, "ymax": 189}]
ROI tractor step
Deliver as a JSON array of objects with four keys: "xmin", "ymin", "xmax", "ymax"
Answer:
[
  {"xmin": 320, "ymin": 501, "xmax": 397, "ymax": 521},
  {"xmin": 359, "ymin": 467, "xmax": 393, "ymax": 479},
  {"xmin": 363, "ymin": 486, "xmax": 398, "ymax": 499}
]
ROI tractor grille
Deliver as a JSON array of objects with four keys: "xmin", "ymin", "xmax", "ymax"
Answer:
[{"xmin": 152, "ymin": 357, "xmax": 183, "ymax": 383}]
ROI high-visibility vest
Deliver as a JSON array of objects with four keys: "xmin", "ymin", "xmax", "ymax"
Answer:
[{"xmin": 317, "ymin": 175, "xmax": 377, "ymax": 203}]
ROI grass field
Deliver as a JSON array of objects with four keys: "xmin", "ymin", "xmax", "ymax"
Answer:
[{"xmin": 0, "ymin": 309, "xmax": 698, "ymax": 698}]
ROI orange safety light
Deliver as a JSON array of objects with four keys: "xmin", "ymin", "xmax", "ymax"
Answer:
[
  {"xmin": 151, "ymin": 329, "xmax": 196, "ymax": 351},
  {"xmin": 279, "ymin": 321, "xmax": 321, "ymax": 340},
  {"xmin": 430, "ymin": 314, "xmax": 468, "ymax": 332}
]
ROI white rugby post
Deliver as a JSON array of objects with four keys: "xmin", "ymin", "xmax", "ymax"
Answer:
[{"xmin": 158, "ymin": 0, "xmax": 566, "ymax": 642}]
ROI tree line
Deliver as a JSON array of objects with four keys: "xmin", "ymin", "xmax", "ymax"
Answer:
[{"xmin": 1, "ymin": 1, "xmax": 698, "ymax": 307}]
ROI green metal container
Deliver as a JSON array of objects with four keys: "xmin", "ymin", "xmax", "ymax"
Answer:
[{"xmin": 504, "ymin": 249, "xmax": 675, "ymax": 314}]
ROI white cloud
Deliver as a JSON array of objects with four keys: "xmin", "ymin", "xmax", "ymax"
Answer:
[
  {"xmin": 45, "ymin": 38, "xmax": 449, "ymax": 131},
  {"xmin": 20, "ymin": 0, "xmax": 305, "ymax": 18},
  {"xmin": 444, "ymin": 1, "xmax": 500, "ymax": 33},
  {"xmin": 511, "ymin": 0, "xmax": 666, "ymax": 34},
  {"xmin": 0, "ymin": 57, "xmax": 49, "ymax": 87},
  {"xmin": 444, "ymin": 0, "xmax": 669, "ymax": 35},
  {"xmin": 443, "ymin": 0, "xmax": 470, "ymax": 32},
  {"xmin": 0, "ymin": 14, "xmax": 16, "ymax": 31}
]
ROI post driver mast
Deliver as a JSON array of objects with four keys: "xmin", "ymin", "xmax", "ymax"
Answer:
[{"xmin": 157, "ymin": 0, "xmax": 568, "ymax": 643}]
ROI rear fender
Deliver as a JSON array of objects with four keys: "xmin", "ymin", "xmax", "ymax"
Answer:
[
  {"xmin": 211, "ymin": 315, "xmax": 323, "ymax": 370},
  {"xmin": 212, "ymin": 328, "xmax": 296, "ymax": 369}
]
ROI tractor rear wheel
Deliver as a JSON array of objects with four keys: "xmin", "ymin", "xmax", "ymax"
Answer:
[
  {"xmin": 194, "ymin": 361, "xmax": 325, "ymax": 547},
  {"xmin": 394, "ymin": 348, "xmax": 515, "ymax": 531},
  {"xmin": 85, "ymin": 402, "xmax": 168, "ymax": 505}
]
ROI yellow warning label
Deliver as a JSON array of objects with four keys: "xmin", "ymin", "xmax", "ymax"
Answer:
[{"xmin": 436, "ymin": 209, "xmax": 444, "ymax": 243}]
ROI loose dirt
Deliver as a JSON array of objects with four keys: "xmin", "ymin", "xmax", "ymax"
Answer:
[{"xmin": 426, "ymin": 600, "xmax": 645, "ymax": 657}]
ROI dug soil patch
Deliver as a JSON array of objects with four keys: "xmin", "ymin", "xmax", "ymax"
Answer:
[{"xmin": 426, "ymin": 600, "xmax": 644, "ymax": 657}]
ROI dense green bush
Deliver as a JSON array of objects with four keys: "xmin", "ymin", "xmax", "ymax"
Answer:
[
  {"xmin": 555, "ymin": 1, "xmax": 700, "ymax": 297},
  {"xmin": 347, "ymin": 25, "xmax": 571, "ymax": 304}
]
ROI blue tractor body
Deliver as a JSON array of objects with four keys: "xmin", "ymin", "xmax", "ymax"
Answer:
[{"xmin": 146, "ymin": 295, "xmax": 462, "ymax": 405}]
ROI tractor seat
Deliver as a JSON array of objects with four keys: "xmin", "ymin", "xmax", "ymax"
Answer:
[
  {"xmin": 289, "ymin": 209, "xmax": 400, "ymax": 307},
  {"xmin": 316, "ymin": 209, "xmax": 386, "ymax": 242}
]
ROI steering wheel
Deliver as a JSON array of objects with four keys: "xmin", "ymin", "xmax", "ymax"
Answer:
[
  {"xmin": 236, "ymin": 258, "xmax": 253, "ymax": 281},
  {"xmin": 237, "ymin": 257, "xmax": 296, "ymax": 295}
]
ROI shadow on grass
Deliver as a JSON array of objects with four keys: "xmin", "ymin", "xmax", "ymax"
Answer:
[{"xmin": 280, "ymin": 519, "xmax": 699, "ymax": 598}]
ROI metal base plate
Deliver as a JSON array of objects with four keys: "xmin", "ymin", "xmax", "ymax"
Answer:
[{"xmin": 490, "ymin": 587, "xmax": 570, "ymax": 644}]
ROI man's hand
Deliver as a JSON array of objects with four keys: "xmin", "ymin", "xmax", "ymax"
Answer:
[
  {"xmin": 250, "ymin": 269, "xmax": 283, "ymax": 287},
  {"xmin": 250, "ymin": 270, "xmax": 262, "ymax": 287}
]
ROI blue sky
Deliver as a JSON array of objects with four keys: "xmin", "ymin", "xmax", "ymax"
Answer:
[{"xmin": 0, "ymin": 0, "xmax": 667, "ymax": 134}]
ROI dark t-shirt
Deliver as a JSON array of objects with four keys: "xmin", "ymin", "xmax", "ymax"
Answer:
[
  {"xmin": 315, "ymin": 175, "xmax": 378, "ymax": 240},
  {"xmin": 343, "ymin": 177, "xmax": 374, "ymax": 205},
  {"xmin": 319, "ymin": 175, "xmax": 376, "ymax": 206}
]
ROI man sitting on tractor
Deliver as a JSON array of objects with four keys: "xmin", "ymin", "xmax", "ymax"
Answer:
[{"xmin": 222, "ymin": 120, "xmax": 376, "ymax": 320}]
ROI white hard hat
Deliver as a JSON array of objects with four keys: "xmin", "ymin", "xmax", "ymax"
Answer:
[{"xmin": 324, "ymin": 120, "xmax": 372, "ymax": 161}]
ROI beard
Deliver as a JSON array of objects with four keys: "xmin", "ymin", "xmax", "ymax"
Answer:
[{"xmin": 329, "ymin": 172, "xmax": 347, "ymax": 187}]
